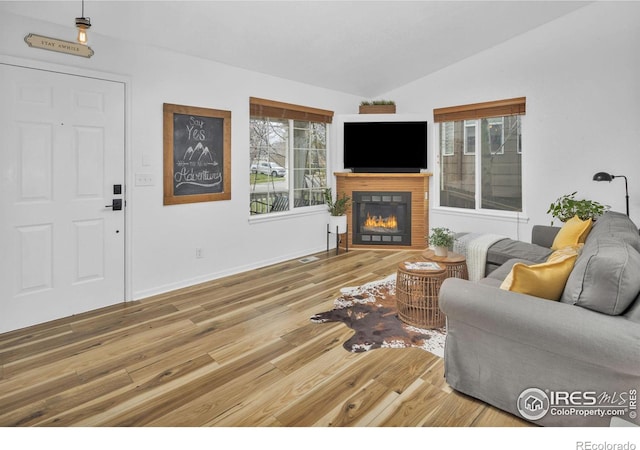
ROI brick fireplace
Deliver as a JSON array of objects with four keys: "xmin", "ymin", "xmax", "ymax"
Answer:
[{"xmin": 335, "ymin": 172, "xmax": 430, "ymax": 250}]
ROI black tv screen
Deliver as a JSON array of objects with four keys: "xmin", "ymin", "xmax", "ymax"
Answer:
[{"xmin": 343, "ymin": 121, "xmax": 428, "ymax": 173}]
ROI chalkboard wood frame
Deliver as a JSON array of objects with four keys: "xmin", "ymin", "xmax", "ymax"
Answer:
[{"xmin": 163, "ymin": 103, "xmax": 231, "ymax": 205}]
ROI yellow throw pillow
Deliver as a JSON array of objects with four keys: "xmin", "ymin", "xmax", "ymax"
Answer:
[
  {"xmin": 499, "ymin": 254, "xmax": 578, "ymax": 301},
  {"xmin": 551, "ymin": 216, "xmax": 592, "ymax": 250},
  {"xmin": 547, "ymin": 243, "xmax": 583, "ymax": 262}
]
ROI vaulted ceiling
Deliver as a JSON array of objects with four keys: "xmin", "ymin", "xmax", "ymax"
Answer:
[{"xmin": 0, "ymin": 1, "xmax": 590, "ymax": 96}]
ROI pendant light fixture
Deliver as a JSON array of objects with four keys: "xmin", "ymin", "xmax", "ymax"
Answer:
[{"xmin": 75, "ymin": 0, "xmax": 91, "ymax": 45}]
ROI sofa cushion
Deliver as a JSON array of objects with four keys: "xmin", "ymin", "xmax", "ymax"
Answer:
[
  {"xmin": 500, "ymin": 253, "xmax": 578, "ymax": 301},
  {"xmin": 479, "ymin": 277, "xmax": 502, "ymax": 288},
  {"xmin": 486, "ymin": 258, "xmax": 534, "ymax": 282},
  {"xmin": 561, "ymin": 237, "xmax": 640, "ymax": 315},
  {"xmin": 531, "ymin": 225, "xmax": 561, "ymax": 248},
  {"xmin": 486, "ymin": 239, "xmax": 552, "ymax": 270},
  {"xmin": 551, "ymin": 216, "xmax": 592, "ymax": 250},
  {"xmin": 588, "ymin": 211, "xmax": 640, "ymax": 252},
  {"xmin": 623, "ymin": 292, "xmax": 640, "ymax": 323}
]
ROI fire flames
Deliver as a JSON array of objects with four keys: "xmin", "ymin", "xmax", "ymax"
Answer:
[{"xmin": 363, "ymin": 212, "xmax": 398, "ymax": 231}]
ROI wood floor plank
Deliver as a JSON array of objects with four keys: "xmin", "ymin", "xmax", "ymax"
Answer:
[
  {"xmin": 39, "ymin": 355, "xmax": 216, "ymax": 426},
  {"xmin": 0, "ymin": 371, "xmax": 80, "ymax": 417},
  {"xmin": 207, "ymin": 344, "xmax": 364, "ymax": 427},
  {"xmin": 376, "ymin": 378, "xmax": 450, "ymax": 426},
  {"xmin": 95, "ymin": 339, "xmax": 294, "ymax": 426},
  {"xmin": 0, "ymin": 249, "xmax": 533, "ymax": 427},
  {"xmin": 421, "ymin": 390, "xmax": 486, "ymax": 427},
  {"xmin": 313, "ymin": 378, "xmax": 395, "ymax": 426},
  {"xmin": 472, "ymin": 405, "xmax": 535, "ymax": 427},
  {"xmin": 0, "ymin": 323, "xmax": 73, "ymax": 353},
  {"xmin": 125, "ymin": 326, "xmax": 222, "ymax": 383},
  {"xmin": 69, "ymin": 358, "xmax": 223, "ymax": 426},
  {"xmin": 274, "ymin": 349, "xmax": 401, "ymax": 426},
  {"xmin": 273, "ymin": 325, "xmax": 355, "ymax": 375},
  {"xmin": 1, "ymin": 315, "xmax": 191, "ymax": 378},
  {"xmin": 373, "ymin": 348, "xmax": 439, "ymax": 395},
  {"xmin": 0, "ymin": 370, "xmax": 134, "ymax": 427},
  {"xmin": 147, "ymin": 361, "xmax": 284, "ymax": 426}
]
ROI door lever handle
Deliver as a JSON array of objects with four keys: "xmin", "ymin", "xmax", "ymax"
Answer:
[{"xmin": 105, "ymin": 199, "xmax": 123, "ymax": 210}]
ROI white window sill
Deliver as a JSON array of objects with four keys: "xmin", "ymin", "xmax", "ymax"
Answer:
[
  {"xmin": 432, "ymin": 206, "xmax": 530, "ymax": 224},
  {"xmin": 249, "ymin": 205, "xmax": 327, "ymax": 224}
]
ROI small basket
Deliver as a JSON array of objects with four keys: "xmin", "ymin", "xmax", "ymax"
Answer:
[{"xmin": 395, "ymin": 263, "xmax": 447, "ymax": 328}]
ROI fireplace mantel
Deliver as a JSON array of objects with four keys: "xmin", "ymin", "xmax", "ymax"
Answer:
[{"xmin": 335, "ymin": 172, "xmax": 431, "ymax": 250}]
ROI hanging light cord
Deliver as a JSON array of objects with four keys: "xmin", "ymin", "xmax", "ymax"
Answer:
[{"xmin": 78, "ymin": 0, "xmax": 89, "ymax": 21}]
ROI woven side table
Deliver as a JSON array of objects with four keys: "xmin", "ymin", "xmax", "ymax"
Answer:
[
  {"xmin": 395, "ymin": 261, "xmax": 448, "ymax": 329},
  {"xmin": 422, "ymin": 249, "xmax": 469, "ymax": 280}
]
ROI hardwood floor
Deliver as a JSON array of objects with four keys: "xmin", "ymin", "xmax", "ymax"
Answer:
[{"xmin": 0, "ymin": 248, "xmax": 532, "ymax": 427}]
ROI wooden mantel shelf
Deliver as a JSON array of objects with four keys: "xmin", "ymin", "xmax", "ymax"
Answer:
[
  {"xmin": 335, "ymin": 172, "xmax": 432, "ymax": 250},
  {"xmin": 335, "ymin": 172, "xmax": 432, "ymax": 178}
]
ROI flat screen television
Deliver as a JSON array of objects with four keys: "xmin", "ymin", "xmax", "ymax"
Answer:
[{"xmin": 343, "ymin": 121, "xmax": 428, "ymax": 173}]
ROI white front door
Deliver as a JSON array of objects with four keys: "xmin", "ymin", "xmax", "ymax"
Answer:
[{"xmin": 0, "ymin": 64, "xmax": 126, "ymax": 334}]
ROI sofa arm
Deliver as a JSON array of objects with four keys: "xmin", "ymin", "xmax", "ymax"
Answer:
[
  {"xmin": 531, "ymin": 225, "xmax": 560, "ymax": 248},
  {"xmin": 439, "ymin": 278, "xmax": 640, "ymax": 375}
]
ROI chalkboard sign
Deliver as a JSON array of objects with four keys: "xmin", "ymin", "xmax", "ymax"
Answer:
[{"xmin": 163, "ymin": 104, "xmax": 231, "ymax": 205}]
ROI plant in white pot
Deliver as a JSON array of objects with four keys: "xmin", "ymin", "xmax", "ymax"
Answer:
[
  {"xmin": 324, "ymin": 188, "xmax": 351, "ymax": 234},
  {"xmin": 429, "ymin": 227, "xmax": 455, "ymax": 257}
]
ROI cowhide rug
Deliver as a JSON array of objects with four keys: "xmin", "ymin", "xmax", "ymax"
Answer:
[{"xmin": 310, "ymin": 274, "xmax": 446, "ymax": 357}]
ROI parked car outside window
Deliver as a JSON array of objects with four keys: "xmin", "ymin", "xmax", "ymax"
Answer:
[{"xmin": 251, "ymin": 161, "xmax": 286, "ymax": 177}]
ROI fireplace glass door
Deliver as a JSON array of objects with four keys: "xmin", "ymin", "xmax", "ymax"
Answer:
[{"xmin": 353, "ymin": 192, "xmax": 411, "ymax": 245}]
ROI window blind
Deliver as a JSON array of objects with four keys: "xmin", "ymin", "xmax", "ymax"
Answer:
[
  {"xmin": 249, "ymin": 97, "xmax": 334, "ymax": 123},
  {"xmin": 433, "ymin": 97, "xmax": 526, "ymax": 123}
]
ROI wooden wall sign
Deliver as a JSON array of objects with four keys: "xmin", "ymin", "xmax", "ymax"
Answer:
[
  {"xmin": 163, "ymin": 103, "xmax": 232, "ymax": 205},
  {"xmin": 24, "ymin": 33, "xmax": 94, "ymax": 58}
]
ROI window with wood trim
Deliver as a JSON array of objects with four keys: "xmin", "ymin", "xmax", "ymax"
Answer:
[
  {"xmin": 434, "ymin": 97, "xmax": 525, "ymax": 212},
  {"xmin": 249, "ymin": 97, "xmax": 333, "ymax": 215}
]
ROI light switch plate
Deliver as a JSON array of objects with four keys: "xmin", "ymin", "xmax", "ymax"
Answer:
[{"xmin": 135, "ymin": 173, "xmax": 154, "ymax": 186}]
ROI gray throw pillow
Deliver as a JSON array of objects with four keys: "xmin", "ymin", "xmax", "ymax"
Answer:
[{"xmin": 561, "ymin": 237, "xmax": 640, "ymax": 315}]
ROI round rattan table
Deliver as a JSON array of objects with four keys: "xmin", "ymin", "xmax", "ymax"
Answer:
[
  {"xmin": 421, "ymin": 249, "xmax": 469, "ymax": 280},
  {"xmin": 395, "ymin": 261, "xmax": 448, "ymax": 329}
]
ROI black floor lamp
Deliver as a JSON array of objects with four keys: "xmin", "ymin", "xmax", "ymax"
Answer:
[{"xmin": 593, "ymin": 172, "xmax": 630, "ymax": 216}]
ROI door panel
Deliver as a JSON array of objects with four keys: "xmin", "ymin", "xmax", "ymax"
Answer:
[
  {"xmin": 74, "ymin": 218, "xmax": 105, "ymax": 283},
  {"xmin": 75, "ymin": 126, "xmax": 104, "ymax": 197},
  {"xmin": 17, "ymin": 224, "xmax": 53, "ymax": 294},
  {"xmin": 18, "ymin": 122, "xmax": 54, "ymax": 200},
  {"xmin": 0, "ymin": 64, "xmax": 126, "ymax": 334}
]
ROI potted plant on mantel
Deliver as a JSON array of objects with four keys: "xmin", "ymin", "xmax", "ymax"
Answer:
[
  {"xmin": 547, "ymin": 191, "xmax": 607, "ymax": 225},
  {"xmin": 324, "ymin": 188, "xmax": 351, "ymax": 234},
  {"xmin": 359, "ymin": 100, "xmax": 396, "ymax": 114},
  {"xmin": 429, "ymin": 227, "xmax": 455, "ymax": 257}
]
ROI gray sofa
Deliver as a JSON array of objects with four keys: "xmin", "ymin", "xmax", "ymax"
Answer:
[{"xmin": 439, "ymin": 211, "xmax": 640, "ymax": 426}]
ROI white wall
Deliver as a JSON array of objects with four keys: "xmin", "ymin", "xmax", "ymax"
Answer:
[
  {"xmin": 381, "ymin": 1, "xmax": 640, "ymax": 240},
  {"xmin": 0, "ymin": 11, "xmax": 361, "ymax": 300},
  {"xmin": 3, "ymin": 1, "xmax": 639, "ymax": 303}
]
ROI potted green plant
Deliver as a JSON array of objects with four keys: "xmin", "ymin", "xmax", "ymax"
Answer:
[
  {"xmin": 547, "ymin": 191, "xmax": 607, "ymax": 225},
  {"xmin": 359, "ymin": 100, "xmax": 396, "ymax": 114},
  {"xmin": 324, "ymin": 188, "xmax": 351, "ymax": 233},
  {"xmin": 429, "ymin": 227, "xmax": 455, "ymax": 257}
]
